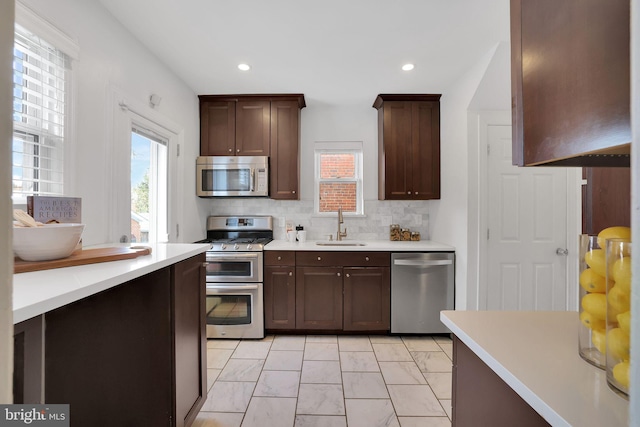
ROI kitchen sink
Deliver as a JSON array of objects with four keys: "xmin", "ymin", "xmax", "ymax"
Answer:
[{"xmin": 315, "ymin": 241, "xmax": 367, "ymax": 246}]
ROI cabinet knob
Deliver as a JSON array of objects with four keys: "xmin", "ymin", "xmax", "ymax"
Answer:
[
  {"xmin": 407, "ymin": 191, "xmax": 411, "ymax": 195},
  {"xmin": 337, "ymin": 272, "xmax": 341, "ymax": 277},
  {"xmin": 236, "ymin": 148, "xmax": 240, "ymax": 152},
  {"xmin": 292, "ymin": 190, "xmax": 296, "ymax": 194},
  {"xmin": 317, "ymin": 256, "xmax": 322, "ymax": 261},
  {"xmin": 228, "ymin": 148, "xmax": 232, "ymax": 152},
  {"xmin": 346, "ymin": 273, "xmax": 350, "ymax": 278},
  {"xmin": 202, "ymin": 262, "xmax": 209, "ymax": 268},
  {"xmin": 289, "ymin": 271, "xmax": 293, "ymax": 276},
  {"xmin": 365, "ymin": 256, "xmax": 370, "ymax": 261},
  {"xmin": 415, "ymin": 192, "xmax": 418, "ymax": 195},
  {"xmin": 277, "ymin": 256, "xmax": 282, "ymax": 260}
]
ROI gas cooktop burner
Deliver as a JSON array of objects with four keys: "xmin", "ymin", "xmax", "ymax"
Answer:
[{"xmin": 201, "ymin": 216, "xmax": 274, "ymax": 252}]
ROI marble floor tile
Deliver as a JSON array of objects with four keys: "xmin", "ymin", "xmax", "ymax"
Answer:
[
  {"xmin": 232, "ymin": 341, "xmax": 272, "ymax": 359},
  {"xmin": 345, "ymin": 399, "xmax": 400, "ymax": 427},
  {"xmin": 398, "ymin": 417, "xmax": 451, "ymax": 427},
  {"xmin": 294, "ymin": 415, "xmax": 347, "ymax": 427},
  {"xmin": 301, "ymin": 360, "xmax": 342, "ymax": 384},
  {"xmin": 338, "ymin": 336, "xmax": 373, "ymax": 352},
  {"xmin": 192, "ymin": 412, "xmax": 244, "ymax": 427},
  {"xmin": 387, "ymin": 385, "xmax": 446, "ymax": 417},
  {"xmin": 423, "ymin": 372, "xmax": 452, "ymax": 399},
  {"xmin": 207, "ymin": 349, "xmax": 234, "ymax": 369},
  {"xmin": 379, "ymin": 362, "xmax": 427, "ymax": 385},
  {"xmin": 439, "ymin": 399, "xmax": 452, "ymax": 419},
  {"xmin": 401, "ymin": 336, "xmax": 441, "ymax": 352},
  {"xmin": 438, "ymin": 343, "xmax": 453, "ymax": 360},
  {"xmin": 202, "ymin": 381, "xmax": 255, "ymax": 413},
  {"xmin": 207, "ymin": 339, "xmax": 240, "ymax": 350},
  {"xmin": 253, "ymin": 370, "xmax": 300, "ymax": 397},
  {"xmin": 271, "ymin": 335, "xmax": 306, "ymax": 351},
  {"xmin": 369, "ymin": 336, "xmax": 402, "ymax": 343},
  {"xmin": 207, "ymin": 369, "xmax": 222, "ymax": 391},
  {"xmin": 411, "ymin": 352, "xmax": 452, "ymax": 373},
  {"xmin": 241, "ymin": 397, "xmax": 297, "ymax": 427},
  {"xmin": 306, "ymin": 335, "xmax": 338, "ymax": 343},
  {"xmin": 342, "ymin": 372, "xmax": 389, "ymax": 398},
  {"xmin": 340, "ymin": 352, "xmax": 380, "ymax": 372},
  {"xmin": 372, "ymin": 344, "xmax": 413, "ymax": 362},
  {"xmin": 263, "ymin": 350, "xmax": 304, "ymax": 371},
  {"xmin": 218, "ymin": 359, "xmax": 264, "ymax": 382},
  {"xmin": 304, "ymin": 343, "xmax": 340, "ymax": 360},
  {"xmin": 261, "ymin": 335, "xmax": 275, "ymax": 341},
  {"xmin": 297, "ymin": 384, "xmax": 345, "ymax": 415},
  {"xmin": 433, "ymin": 336, "xmax": 452, "ymax": 344}
]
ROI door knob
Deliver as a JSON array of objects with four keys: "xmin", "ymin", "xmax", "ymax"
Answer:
[{"xmin": 556, "ymin": 248, "xmax": 569, "ymax": 256}]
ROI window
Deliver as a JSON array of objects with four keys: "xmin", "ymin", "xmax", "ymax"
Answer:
[
  {"xmin": 130, "ymin": 125, "xmax": 169, "ymax": 244},
  {"xmin": 12, "ymin": 23, "xmax": 71, "ymax": 201},
  {"xmin": 314, "ymin": 142, "xmax": 363, "ymax": 215}
]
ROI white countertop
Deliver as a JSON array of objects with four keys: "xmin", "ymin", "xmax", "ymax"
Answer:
[
  {"xmin": 265, "ymin": 239, "xmax": 455, "ymax": 251},
  {"xmin": 12, "ymin": 243, "xmax": 210, "ymax": 324},
  {"xmin": 440, "ymin": 310, "xmax": 629, "ymax": 427}
]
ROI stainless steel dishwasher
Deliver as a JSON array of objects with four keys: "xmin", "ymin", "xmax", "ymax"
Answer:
[{"xmin": 391, "ymin": 252, "xmax": 455, "ymax": 334}]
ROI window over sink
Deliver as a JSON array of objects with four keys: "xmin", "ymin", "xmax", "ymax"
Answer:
[{"xmin": 314, "ymin": 142, "xmax": 363, "ymax": 215}]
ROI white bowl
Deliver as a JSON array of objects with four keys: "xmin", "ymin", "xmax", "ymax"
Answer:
[{"xmin": 13, "ymin": 223, "xmax": 85, "ymax": 261}]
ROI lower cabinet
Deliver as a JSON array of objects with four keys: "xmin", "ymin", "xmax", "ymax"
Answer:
[
  {"xmin": 264, "ymin": 251, "xmax": 390, "ymax": 332},
  {"xmin": 44, "ymin": 254, "xmax": 206, "ymax": 427}
]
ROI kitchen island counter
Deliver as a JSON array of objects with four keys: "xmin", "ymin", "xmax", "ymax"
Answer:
[
  {"xmin": 13, "ymin": 243, "xmax": 210, "ymax": 323},
  {"xmin": 440, "ymin": 310, "xmax": 628, "ymax": 427},
  {"xmin": 265, "ymin": 239, "xmax": 454, "ymax": 252}
]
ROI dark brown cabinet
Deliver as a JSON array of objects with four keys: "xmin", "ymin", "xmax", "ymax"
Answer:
[
  {"xmin": 582, "ymin": 167, "xmax": 631, "ymax": 234},
  {"xmin": 373, "ymin": 94, "xmax": 441, "ymax": 200},
  {"xmin": 265, "ymin": 251, "xmax": 390, "ymax": 332},
  {"xmin": 510, "ymin": 0, "xmax": 630, "ymax": 167},
  {"xmin": 44, "ymin": 254, "xmax": 207, "ymax": 427},
  {"xmin": 198, "ymin": 94, "xmax": 305, "ymax": 199}
]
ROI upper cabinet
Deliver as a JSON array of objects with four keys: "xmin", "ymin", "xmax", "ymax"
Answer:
[
  {"xmin": 198, "ymin": 94, "xmax": 305, "ymax": 199},
  {"xmin": 510, "ymin": 0, "xmax": 630, "ymax": 167},
  {"xmin": 373, "ymin": 94, "xmax": 441, "ymax": 200}
]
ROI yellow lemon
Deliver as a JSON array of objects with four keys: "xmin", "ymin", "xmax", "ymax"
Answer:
[
  {"xmin": 607, "ymin": 285, "xmax": 631, "ymax": 313},
  {"xmin": 584, "ymin": 249, "xmax": 607, "ymax": 277},
  {"xmin": 607, "ymin": 328, "xmax": 630, "ymax": 361},
  {"xmin": 597, "ymin": 226, "xmax": 631, "ymax": 249},
  {"xmin": 581, "ymin": 293, "xmax": 608, "ymax": 320},
  {"xmin": 617, "ymin": 311, "xmax": 631, "ymax": 335},
  {"xmin": 591, "ymin": 328, "xmax": 606, "ymax": 354},
  {"xmin": 580, "ymin": 310, "xmax": 606, "ymax": 330},
  {"xmin": 579, "ymin": 268, "xmax": 608, "ymax": 293},
  {"xmin": 612, "ymin": 361, "xmax": 630, "ymax": 389},
  {"xmin": 611, "ymin": 257, "xmax": 632, "ymax": 293}
]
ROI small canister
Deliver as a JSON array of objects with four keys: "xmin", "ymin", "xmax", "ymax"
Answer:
[
  {"xmin": 411, "ymin": 231, "xmax": 421, "ymax": 241},
  {"xmin": 390, "ymin": 224, "xmax": 401, "ymax": 241},
  {"xmin": 401, "ymin": 228, "xmax": 411, "ymax": 241}
]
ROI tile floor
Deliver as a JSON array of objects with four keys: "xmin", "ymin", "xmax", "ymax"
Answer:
[{"xmin": 194, "ymin": 334, "xmax": 453, "ymax": 427}]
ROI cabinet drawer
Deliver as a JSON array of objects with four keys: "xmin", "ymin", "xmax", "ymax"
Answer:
[
  {"xmin": 265, "ymin": 251, "xmax": 295, "ymax": 266},
  {"xmin": 296, "ymin": 251, "xmax": 390, "ymax": 267}
]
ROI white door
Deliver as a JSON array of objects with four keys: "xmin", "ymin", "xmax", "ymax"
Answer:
[{"xmin": 484, "ymin": 125, "xmax": 571, "ymax": 311}]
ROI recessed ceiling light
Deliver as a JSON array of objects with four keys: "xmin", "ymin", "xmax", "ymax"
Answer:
[
  {"xmin": 402, "ymin": 63, "xmax": 415, "ymax": 71},
  {"xmin": 238, "ymin": 63, "xmax": 251, "ymax": 71}
]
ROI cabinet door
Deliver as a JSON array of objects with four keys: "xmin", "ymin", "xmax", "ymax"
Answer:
[
  {"xmin": 270, "ymin": 100, "xmax": 300, "ymax": 199},
  {"xmin": 236, "ymin": 100, "xmax": 270, "ymax": 156},
  {"xmin": 380, "ymin": 101, "xmax": 413, "ymax": 199},
  {"xmin": 296, "ymin": 266, "xmax": 343, "ymax": 329},
  {"xmin": 173, "ymin": 254, "xmax": 207, "ymax": 427},
  {"xmin": 411, "ymin": 102, "xmax": 440, "ymax": 199},
  {"xmin": 511, "ymin": 0, "xmax": 630, "ymax": 166},
  {"xmin": 264, "ymin": 266, "xmax": 296, "ymax": 329},
  {"xmin": 200, "ymin": 101, "xmax": 236, "ymax": 155},
  {"xmin": 343, "ymin": 267, "xmax": 390, "ymax": 331}
]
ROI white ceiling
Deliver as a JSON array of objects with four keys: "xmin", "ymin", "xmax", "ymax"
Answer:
[{"xmin": 98, "ymin": 0, "xmax": 511, "ymax": 106}]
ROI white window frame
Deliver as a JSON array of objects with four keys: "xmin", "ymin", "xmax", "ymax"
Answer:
[
  {"xmin": 12, "ymin": 2, "xmax": 79, "ymax": 204},
  {"xmin": 314, "ymin": 141, "xmax": 364, "ymax": 216}
]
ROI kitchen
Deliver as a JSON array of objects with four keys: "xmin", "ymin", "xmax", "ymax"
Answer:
[{"xmin": 0, "ymin": 0, "xmax": 638, "ymax": 426}]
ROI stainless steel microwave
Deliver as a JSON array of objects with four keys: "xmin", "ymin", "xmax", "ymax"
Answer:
[{"xmin": 197, "ymin": 156, "xmax": 269, "ymax": 197}]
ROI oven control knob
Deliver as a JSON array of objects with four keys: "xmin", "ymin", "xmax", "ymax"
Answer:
[
  {"xmin": 234, "ymin": 244, "xmax": 239, "ymax": 250},
  {"xmin": 221, "ymin": 244, "xmax": 227, "ymax": 250},
  {"xmin": 247, "ymin": 244, "xmax": 253, "ymax": 250}
]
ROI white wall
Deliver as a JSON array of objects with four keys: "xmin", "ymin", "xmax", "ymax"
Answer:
[
  {"xmin": 19, "ymin": 0, "xmax": 204, "ymax": 245},
  {"xmin": 0, "ymin": 0, "xmax": 15, "ymax": 405}
]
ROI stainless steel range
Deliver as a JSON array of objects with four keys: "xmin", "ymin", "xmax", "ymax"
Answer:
[{"xmin": 200, "ymin": 216, "xmax": 273, "ymax": 339}]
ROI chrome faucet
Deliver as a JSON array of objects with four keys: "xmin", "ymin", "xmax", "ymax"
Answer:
[{"xmin": 337, "ymin": 207, "xmax": 348, "ymax": 241}]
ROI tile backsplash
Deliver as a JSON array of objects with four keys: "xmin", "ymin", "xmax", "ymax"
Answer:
[{"xmin": 207, "ymin": 199, "xmax": 430, "ymax": 241}]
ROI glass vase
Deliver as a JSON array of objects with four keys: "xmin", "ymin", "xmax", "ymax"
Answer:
[{"xmin": 578, "ymin": 234, "xmax": 606, "ymax": 368}]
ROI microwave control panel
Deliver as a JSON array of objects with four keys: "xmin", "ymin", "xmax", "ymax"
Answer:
[{"xmin": 256, "ymin": 168, "xmax": 268, "ymax": 193}]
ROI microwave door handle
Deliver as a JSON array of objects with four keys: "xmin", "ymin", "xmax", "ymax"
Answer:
[{"xmin": 250, "ymin": 168, "xmax": 255, "ymax": 192}]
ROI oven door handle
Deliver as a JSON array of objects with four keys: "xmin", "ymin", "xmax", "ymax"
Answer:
[
  {"xmin": 207, "ymin": 284, "xmax": 260, "ymax": 291},
  {"xmin": 206, "ymin": 252, "xmax": 260, "ymax": 261}
]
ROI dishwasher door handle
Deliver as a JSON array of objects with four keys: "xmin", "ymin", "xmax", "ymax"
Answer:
[{"xmin": 393, "ymin": 259, "xmax": 453, "ymax": 267}]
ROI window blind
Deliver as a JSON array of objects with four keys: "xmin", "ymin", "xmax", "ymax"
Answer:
[{"xmin": 12, "ymin": 23, "xmax": 70, "ymax": 197}]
